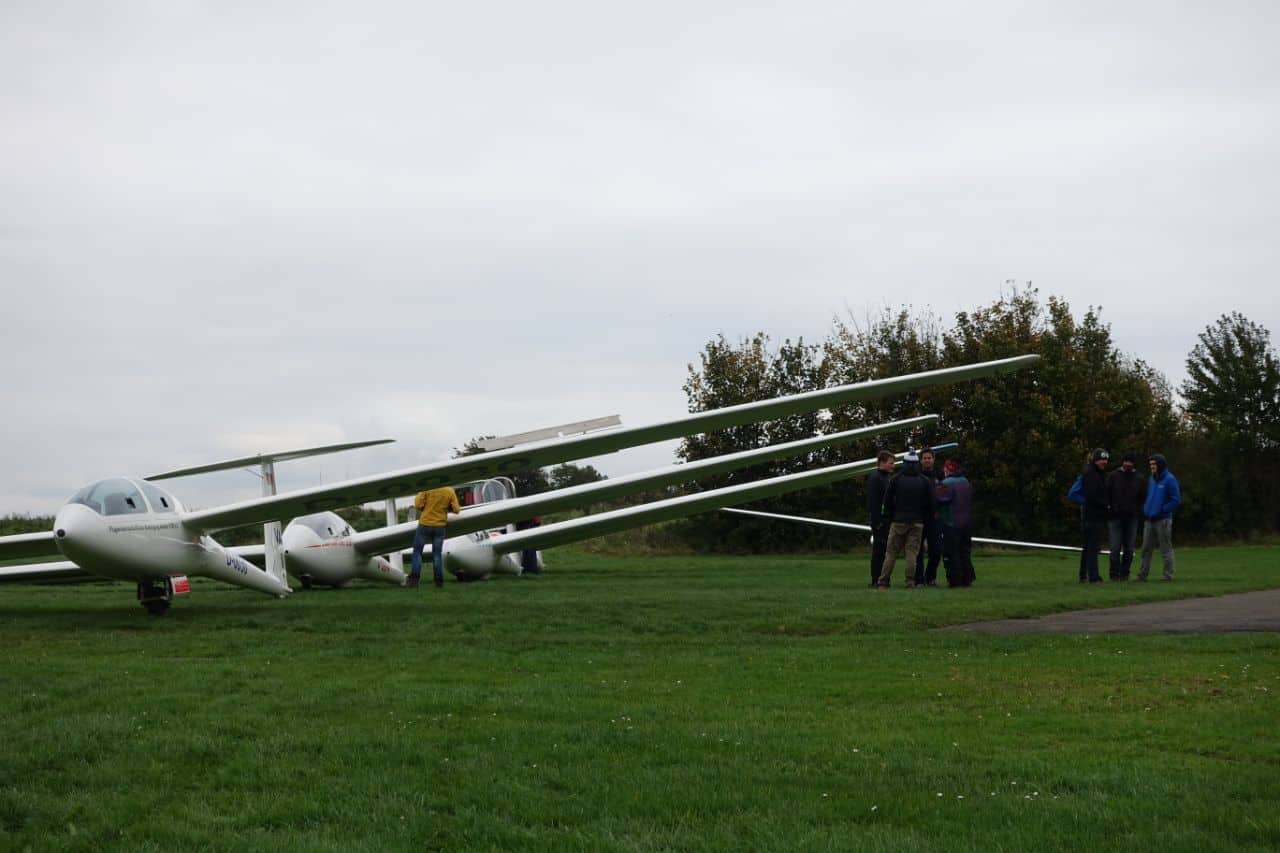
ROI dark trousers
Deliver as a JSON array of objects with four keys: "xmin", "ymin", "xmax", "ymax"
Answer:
[
  {"xmin": 411, "ymin": 524, "xmax": 446, "ymax": 584},
  {"xmin": 1108, "ymin": 516, "xmax": 1138, "ymax": 579},
  {"xmin": 1080, "ymin": 520, "xmax": 1104, "ymax": 582},
  {"xmin": 942, "ymin": 525, "xmax": 975, "ymax": 587},
  {"xmin": 914, "ymin": 518, "xmax": 943, "ymax": 584},
  {"xmin": 870, "ymin": 522, "xmax": 890, "ymax": 585}
]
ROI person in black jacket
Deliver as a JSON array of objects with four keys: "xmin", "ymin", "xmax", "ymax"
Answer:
[
  {"xmin": 1079, "ymin": 448, "xmax": 1110, "ymax": 583},
  {"xmin": 877, "ymin": 450, "xmax": 937, "ymax": 589},
  {"xmin": 1105, "ymin": 451, "xmax": 1147, "ymax": 581},
  {"xmin": 864, "ymin": 451, "xmax": 895, "ymax": 588},
  {"xmin": 913, "ymin": 447, "xmax": 946, "ymax": 586}
]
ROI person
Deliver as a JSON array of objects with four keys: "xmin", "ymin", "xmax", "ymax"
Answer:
[
  {"xmin": 913, "ymin": 448, "xmax": 945, "ymax": 587},
  {"xmin": 936, "ymin": 458, "xmax": 975, "ymax": 587},
  {"xmin": 864, "ymin": 451, "xmax": 895, "ymax": 588},
  {"xmin": 1137, "ymin": 453, "xmax": 1181, "ymax": 581},
  {"xmin": 515, "ymin": 516, "xmax": 542, "ymax": 574},
  {"xmin": 1079, "ymin": 448, "xmax": 1110, "ymax": 584},
  {"xmin": 1106, "ymin": 451, "xmax": 1147, "ymax": 581},
  {"xmin": 409, "ymin": 485, "xmax": 462, "ymax": 588},
  {"xmin": 877, "ymin": 450, "xmax": 936, "ymax": 589}
]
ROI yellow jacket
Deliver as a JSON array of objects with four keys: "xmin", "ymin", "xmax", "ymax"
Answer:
[{"xmin": 414, "ymin": 487, "xmax": 461, "ymax": 527}]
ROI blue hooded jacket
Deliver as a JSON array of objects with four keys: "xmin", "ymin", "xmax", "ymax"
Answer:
[{"xmin": 1142, "ymin": 454, "xmax": 1181, "ymax": 520}]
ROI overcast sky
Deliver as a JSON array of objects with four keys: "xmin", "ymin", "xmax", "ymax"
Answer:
[{"xmin": 2, "ymin": 1, "xmax": 1277, "ymax": 515}]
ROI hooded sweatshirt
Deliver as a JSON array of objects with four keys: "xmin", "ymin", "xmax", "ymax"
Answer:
[
  {"xmin": 1106, "ymin": 466, "xmax": 1147, "ymax": 519},
  {"xmin": 937, "ymin": 468, "xmax": 973, "ymax": 528},
  {"xmin": 883, "ymin": 460, "xmax": 936, "ymax": 523},
  {"xmin": 1142, "ymin": 454, "xmax": 1181, "ymax": 520}
]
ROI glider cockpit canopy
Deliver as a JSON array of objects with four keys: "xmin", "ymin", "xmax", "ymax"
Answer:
[
  {"xmin": 68, "ymin": 478, "xmax": 183, "ymax": 517},
  {"xmin": 291, "ymin": 511, "xmax": 353, "ymax": 540},
  {"xmin": 456, "ymin": 477, "xmax": 517, "ymax": 508}
]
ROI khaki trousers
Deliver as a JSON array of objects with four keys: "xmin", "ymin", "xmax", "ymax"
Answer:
[{"xmin": 878, "ymin": 522, "xmax": 924, "ymax": 586}]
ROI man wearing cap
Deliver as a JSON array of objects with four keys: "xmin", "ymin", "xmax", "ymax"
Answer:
[
  {"xmin": 876, "ymin": 450, "xmax": 936, "ymax": 590},
  {"xmin": 1137, "ymin": 453, "xmax": 1181, "ymax": 581},
  {"xmin": 1078, "ymin": 448, "xmax": 1110, "ymax": 584},
  {"xmin": 1106, "ymin": 451, "xmax": 1147, "ymax": 581}
]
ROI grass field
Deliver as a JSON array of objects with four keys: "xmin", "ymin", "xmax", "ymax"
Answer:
[{"xmin": 1, "ymin": 545, "xmax": 1278, "ymax": 851}]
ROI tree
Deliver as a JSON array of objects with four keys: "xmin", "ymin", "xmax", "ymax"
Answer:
[
  {"xmin": 1178, "ymin": 313, "xmax": 1280, "ymax": 535},
  {"xmin": 1181, "ymin": 312, "xmax": 1280, "ymax": 452},
  {"xmin": 676, "ymin": 333, "xmax": 843, "ymax": 552},
  {"xmin": 677, "ymin": 286, "xmax": 1185, "ymax": 550}
]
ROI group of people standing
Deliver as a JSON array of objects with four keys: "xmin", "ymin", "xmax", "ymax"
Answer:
[
  {"xmin": 1076, "ymin": 449, "xmax": 1182, "ymax": 583},
  {"xmin": 866, "ymin": 448, "xmax": 974, "ymax": 590}
]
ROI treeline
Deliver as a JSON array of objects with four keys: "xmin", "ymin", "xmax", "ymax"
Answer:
[{"xmin": 674, "ymin": 287, "xmax": 1280, "ymax": 551}]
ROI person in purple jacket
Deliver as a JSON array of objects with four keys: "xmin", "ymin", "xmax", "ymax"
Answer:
[{"xmin": 936, "ymin": 458, "xmax": 976, "ymax": 587}]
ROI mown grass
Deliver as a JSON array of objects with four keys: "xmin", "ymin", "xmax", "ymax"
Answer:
[{"xmin": 1, "ymin": 545, "xmax": 1278, "ymax": 851}]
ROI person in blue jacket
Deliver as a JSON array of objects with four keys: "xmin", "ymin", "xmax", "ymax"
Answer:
[{"xmin": 1137, "ymin": 453, "xmax": 1181, "ymax": 581}]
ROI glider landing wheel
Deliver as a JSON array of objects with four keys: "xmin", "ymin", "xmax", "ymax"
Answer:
[
  {"xmin": 136, "ymin": 579, "xmax": 173, "ymax": 616},
  {"xmin": 142, "ymin": 598, "xmax": 171, "ymax": 616}
]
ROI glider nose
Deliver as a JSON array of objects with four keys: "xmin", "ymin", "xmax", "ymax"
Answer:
[{"xmin": 52, "ymin": 502, "xmax": 101, "ymax": 560}]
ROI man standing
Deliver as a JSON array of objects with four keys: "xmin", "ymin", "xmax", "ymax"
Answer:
[
  {"xmin": 1106, "ymin": 452, "xmax": 1147, "ymax": 581},
  {"xmin": 1138, "ymin": 453, "xmax": 1182, "ymax": 582},
  {"xmin": 1079, "ymin": 448, "xmax": 1110, "ymax": 584},
  {"xmin": 410, "ymin": 485, "xmax": 462, "ymax": 589},
  {"xmin": 877, "ymin": 450, "xmax": 936, "ymax": 590},
  {"xmin": 936, "ymin": 458, "xmax": 975, "ymax": 587},
  {"xmin": 865, "ymin": 451, "xmax": 895, "ymax": 588},
  {"xmin": 914, "ymin": 448, "xmax": 945, "ymax": 587}
]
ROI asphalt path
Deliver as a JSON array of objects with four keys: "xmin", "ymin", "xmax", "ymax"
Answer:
[{"xmin": 942, "ymin": 588, "xmax": 1280, "ymax": 634}]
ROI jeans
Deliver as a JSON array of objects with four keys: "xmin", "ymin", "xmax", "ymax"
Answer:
[
  {"xmin": 1080, "ymin": 520, "xmax": 1104, "ymax": 582},
  {"xmin": 1108, "ymin": 517, "xmax": 1138, "ymax": 579},
  {"xmin": 411, "ymin": 525, "xmax": 446, "ymax": 583},
  {"xmin": 870, "ymin": 522, "xmax": 890, "ymax": 585},
  {"xmin": 914, "ymin": 517, "xmax": 943, "ymax": 584}
]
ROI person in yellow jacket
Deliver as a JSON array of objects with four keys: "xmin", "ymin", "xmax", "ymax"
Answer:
[{"xmin": 409, "ymin": 486, "xmax": 462, "ymax": 588}]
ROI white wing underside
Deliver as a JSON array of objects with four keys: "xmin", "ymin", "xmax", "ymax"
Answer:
[{"xmin": 720, "ymin": 507, "xmax": 1084, "ymax": 552}]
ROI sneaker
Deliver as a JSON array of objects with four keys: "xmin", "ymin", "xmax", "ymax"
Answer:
[
  {"xmin": 1135, "ymin": 576, "xmax": 1147, "ymax": 582},
  {"xmin": 1079, "ymin": 578, "xmax": 1087, "ymax": 584},
  {"xmin": 1089, "ymin": 578, "xmax": 1103, "ymax": 584},
  {"xmin": 405, "ymin": 575, "xmax": 421, "ymax": 589},
  {"xmin": 905, "ymin": 582, "xmax": 916, "ymax": 590},
  {"xmin": 434, "ymin": 577, "xmax": 444, "ymax": 589},
  {"xmin": 876, "ymin": 583, "xmax": 889, "ymax": 590},
  {"xmin": 867, "ymin": 582, "xmax": 880, "ymax": 589}
]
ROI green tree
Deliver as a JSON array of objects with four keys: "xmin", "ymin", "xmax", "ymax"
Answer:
[
  {"xmin": 680, "ymin": 286, "xmax": 1185, "ymax": 550},
  {"xmin": 676, "ymin": 333, "xmax": 843, "ymax": 552},
  {"xmin": 1177, "ymin": 313, "xmax": 1280, "ymax": 536},
  {"xmin": 548, "ymin": 463, "xmax": 606, "ymax": 490},
  {"xmin": 1181, "ymin": 312, "xmax": 1280, "ymax": 452}
]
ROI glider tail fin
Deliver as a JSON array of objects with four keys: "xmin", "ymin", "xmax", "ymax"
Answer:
[
  {"xmin": 384, "ymin": 499, "xmax": 403, "ymax": 575},
  {"xmin": 264, "ymin": 520, "xmax": 288, "ymax": 587}
]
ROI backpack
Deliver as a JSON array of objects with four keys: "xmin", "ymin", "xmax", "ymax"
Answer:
[{"xmin": 1066, "ymin": 475, "xmax": 1085, "ymax": 506}]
